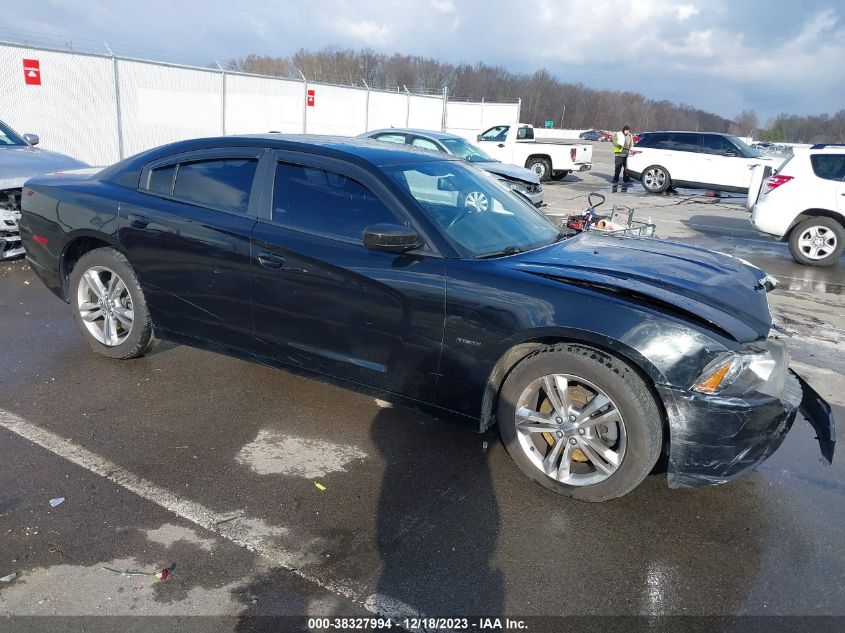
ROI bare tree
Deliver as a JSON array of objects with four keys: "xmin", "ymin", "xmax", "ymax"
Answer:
[
  {"xmin": 730, "ymin": 109, "xmax": 759, "ymax": 138},
  {"xmin": 225, "ymin": 47, "xmax": 845, "ymax": 140}
]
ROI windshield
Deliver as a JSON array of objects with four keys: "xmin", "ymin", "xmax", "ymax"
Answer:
[
  {"xmin": 385, "ymin": 160, "xmax": 559, "ymax": 258},
  {"xmin": 0, "ymin": 121, "xmax": 27, "ymax": 146},
  {"xmin": 441, "ymin": 137, "xmax": 495, "ymax": 163},
  {"xmin": 728, "ymin": 134, "xmax": 762, "ymax": 158}
]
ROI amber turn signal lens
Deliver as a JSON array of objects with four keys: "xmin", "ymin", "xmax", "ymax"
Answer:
[{"xmin": 695, "ymin": 362, "xmax": 731, "ymax": 394}]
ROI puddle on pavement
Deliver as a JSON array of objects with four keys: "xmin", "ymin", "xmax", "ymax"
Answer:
[{"xmin": 236, "ymin": 429, "xmax": 368, "ymax": 478}]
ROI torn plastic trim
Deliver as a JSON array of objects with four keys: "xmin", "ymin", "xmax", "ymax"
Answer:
[
  {"xmin": 658, "ymin": 368, "xmax": 835, "ymax": 488},
  {"xmin": 527, "ymin": 271, "xmax": 738, "ymax": 342},
  {"xmin": 793, "ymin": 371, "xmax": 836, "ymax": 463},
  {"xmin": 657, "ymin": 373, "xmax": 800, "ymax": 488}
]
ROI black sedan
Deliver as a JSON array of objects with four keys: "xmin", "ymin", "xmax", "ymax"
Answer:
[{"xmin": 19, "ymin": 135, "xmax": 835, "ymax": 501}]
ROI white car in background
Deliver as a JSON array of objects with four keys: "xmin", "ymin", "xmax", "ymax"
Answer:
[
  {"xmin": 750, "ymin": 144, "xmax": 845, "ymax": 267},
  {"xmin": 627, "ymin": 131, "xmax": 783, "ymax": 194}
]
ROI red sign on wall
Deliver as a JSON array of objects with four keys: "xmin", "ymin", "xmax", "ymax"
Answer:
[
  {"xmin": 306, "ymin": 89, "xmax": 315, "ymax": 107},
  {"xmin": 23, "ymin": 59, "xmax": 41, "ymax": 86}
]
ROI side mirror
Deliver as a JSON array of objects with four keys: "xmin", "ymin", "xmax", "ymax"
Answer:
[
  {"xmin": 23, "ymin": 133, "xmax": 39, "ymax": 146},
  {"xmin": 363, "ymin": 224, "xmax": 422, "ymax": 253},
  {"xmin": 437, "ymin": 176, "xmax": 459, "ymax": 191},
  {"xmin": 476, "ymin": 134, "xmax": 482, "ymax": 142}
]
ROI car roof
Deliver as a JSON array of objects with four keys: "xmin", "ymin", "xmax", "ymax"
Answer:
[
  {"xmin": 363, "ymin": 128, "xmax": 463, "ymax": 142},
  {"xmin": 114, "ymin": 134, "xmax": 458, "ymax": 173}
]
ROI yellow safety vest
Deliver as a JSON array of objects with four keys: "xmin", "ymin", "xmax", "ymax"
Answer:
[{"xmin": 613, "ymin": 132, "xmax": 632, "ymax": 154}]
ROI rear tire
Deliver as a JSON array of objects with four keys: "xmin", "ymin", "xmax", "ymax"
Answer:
[
  {"xmin": 69, "ymin": 247, "xmax": 156, "ymax": 359},
  {"xmin": 788, "ymin": 217, "xmax": 844, "ymax": 267},
  {"xmin": 642, "ymin": 165, "xmax": 670, "ymax": 193},
  {"xmin": 498, "ymin": 344, "xmax": 662, "ymax": 502},
  {"xmin": 551, "ymin": 170, "xmax": 570, "ymax": 181},
  {"xmin": 526, "ymin": 157, "xmax": 552, "ymax": 182}
]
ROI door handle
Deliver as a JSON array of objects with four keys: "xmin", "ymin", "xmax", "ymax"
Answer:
[
  {"xmin": 128, "ymin": 214, "xmax": 150, "ymax": 229},
  {"xmin": 257, "ymin": 252, "xmax": 285, "ymax": 270},
  {"xmin": 497, "ymin": 143, "xmax": 505, "ymax": 148}
]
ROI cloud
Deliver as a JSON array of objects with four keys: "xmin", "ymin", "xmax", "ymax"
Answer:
[
  {"xmin": 327, "ymin": 16, "xmax": 394, "ymax": 46},
  {"xmin": 675, "ymin": 4, "xmax": 699, "ymax": 20},
  {"xmin": 1, "ymin": 0, "xmax": 843, "ymax": 119}
]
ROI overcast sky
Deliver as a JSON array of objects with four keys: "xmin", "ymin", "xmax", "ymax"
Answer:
[{"xmin": 4, "ymin": 0, "xmax": 843, "ymax": 121}]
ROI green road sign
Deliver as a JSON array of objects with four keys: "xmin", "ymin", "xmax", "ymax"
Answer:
[{"xmin": 545, "ymin": 120, "xmax": 554, "ymax": 128}]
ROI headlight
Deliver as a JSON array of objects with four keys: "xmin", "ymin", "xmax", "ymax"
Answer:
[
  {"xmin": 499, "ymin": 178, "xmax": 528, "ymax": 193},
  {"xmin": 691, "ymin": 350, "xmax": 778, "ymax": 395}
]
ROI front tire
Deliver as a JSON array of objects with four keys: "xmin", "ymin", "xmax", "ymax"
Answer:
[
  {"xmin": 498, "ymin": 344, "xmax": 662, "ymax": 502},
  {"xmin": 642, "ymin": 165, "xmax": 670, "ymax": 193},
  {"xmin": 526, "ymin": 157, "xmax": 552, "ymax": 182},
  {"xmin": 788, "ymin": 217, "xmax": 844, "ymax": 267},
  {"xmin": 69, "ymin": 247, "xmax": 156, "ymax": 359}
]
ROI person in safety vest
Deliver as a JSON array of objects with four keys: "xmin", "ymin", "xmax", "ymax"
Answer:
[{"xmin": 612, "ymin": 125, "xmax": 633, "ymax": 183}]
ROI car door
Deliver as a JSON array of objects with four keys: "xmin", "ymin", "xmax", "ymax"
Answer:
[
  {"xmin": 665, "ymin": 133, "xmax": 706, "ymax": 184},
  {"xmin": 118, "ymin": 148, "xmax": 262, "ymax": 348},
  {"xmin": 249, "ymin": 150, "xmax": 447, "ymax": 401},
  {"xmin": 700, "ymin": 135, "xmax": 750, "ymax": 190},
  {"xmin": 476, "ymin": 125, "xmax": 511, "ymax": 163}
]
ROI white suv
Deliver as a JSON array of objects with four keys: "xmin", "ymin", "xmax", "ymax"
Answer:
[
  {"xmin": 627, "ymin": 131, "xmax": 783, "ymax": 194},
  {"xmin": 750, "ymin": 144, "xmax": 845, "ymax": 267}
]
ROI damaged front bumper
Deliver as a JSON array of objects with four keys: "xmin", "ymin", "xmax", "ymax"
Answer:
[
  {"xmin": 1, "ymin": 192, "xmax": 24, "ymax": 260},
  {"xmin": 658, "ymin": 370, "xmax": 836, "ymax": 488}
]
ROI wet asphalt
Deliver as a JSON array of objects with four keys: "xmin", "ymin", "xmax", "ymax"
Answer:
[{"xmin": 1, "ymin": 143, "xmax": 843, "ymax": 630}]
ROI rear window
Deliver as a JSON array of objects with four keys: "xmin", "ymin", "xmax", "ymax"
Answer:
[
  {"xmin": 516, "ymin": 127, "xmax": 534, "ymax": 140},
  {"xmin": 810, "ymin": 154, "xmax": 845, "ymax": 181},
  {"xmin": 171, "ymin": 158, "xmax": 258, "ymax": 214}
]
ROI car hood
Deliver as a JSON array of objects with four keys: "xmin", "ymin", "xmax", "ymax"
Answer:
[
  {"xmin": 0, "ymin": 146, "xmax": 88, "ymax": 189},
  {"xmin": 508, "ymin": 232, "xmax": 773, "ymax": 342},
  {"xmin": 476, "ymin": 161, "xmax": 540, "ymax": 184}
]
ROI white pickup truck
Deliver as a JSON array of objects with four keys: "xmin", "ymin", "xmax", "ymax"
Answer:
[{"xmin": 475, "ymin": 123, "xmax": 593, "ymax": 182}]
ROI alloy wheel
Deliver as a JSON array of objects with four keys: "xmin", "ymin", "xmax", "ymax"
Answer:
[
  {"xmin": 77, "ymin": 265, "xmax": 134, "ymax": 346},
  {"xmin": 513, "ymin": 373, "xmax": 627, "ymax": 486},
  {"xmin": 644, "ymin": 168, "xmax": 666, "ymax": 191}
]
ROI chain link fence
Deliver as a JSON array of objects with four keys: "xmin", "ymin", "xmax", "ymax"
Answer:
[{"xmin": 0, "ymin": 40, "xmax": 521, "ymax": 166}]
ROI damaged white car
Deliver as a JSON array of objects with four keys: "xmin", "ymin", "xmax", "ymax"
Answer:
[{"xmin": 1, "ymin": 120, "xmax": 88, "ymax": 260}]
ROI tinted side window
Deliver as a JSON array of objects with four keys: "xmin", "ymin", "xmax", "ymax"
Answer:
[
  {"xmin": 171, "ymin": 158, "xmax": 257, "ymax": 214},
  {"xmin": 272, "ymin": 163, "xmax": 402, "ymax": 242},
  {"xmin": 669, "ymin": 134, "xmax": 701, "ymax": 153},
  {"xmin": 411, "ymin": 137, "xmax": 442, "ymax": 152},
  {"xmin": 373, "ymin": 133, "xmax": 407, "ymax": 144},
  {"xmin": 810, "ymin": 154, "xmax": 845, "ymax": 181},
  {"xmin": 517, "ymin": 127, "xmax": 534, "ymax": 140},
  {"xmin": 480, "ymin": 125, "xmax": 509, "ymax": 141},
  {"xmin": 148, "ymin": 164, "xmax": 176, "ymax": 195},
  {"xmin": 701, "ymin": 135, "xmax": 737, "ymax": 155},
  {"xmin": 637, "ymin": 133, "xmax": 670, "ymax": 148}
]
